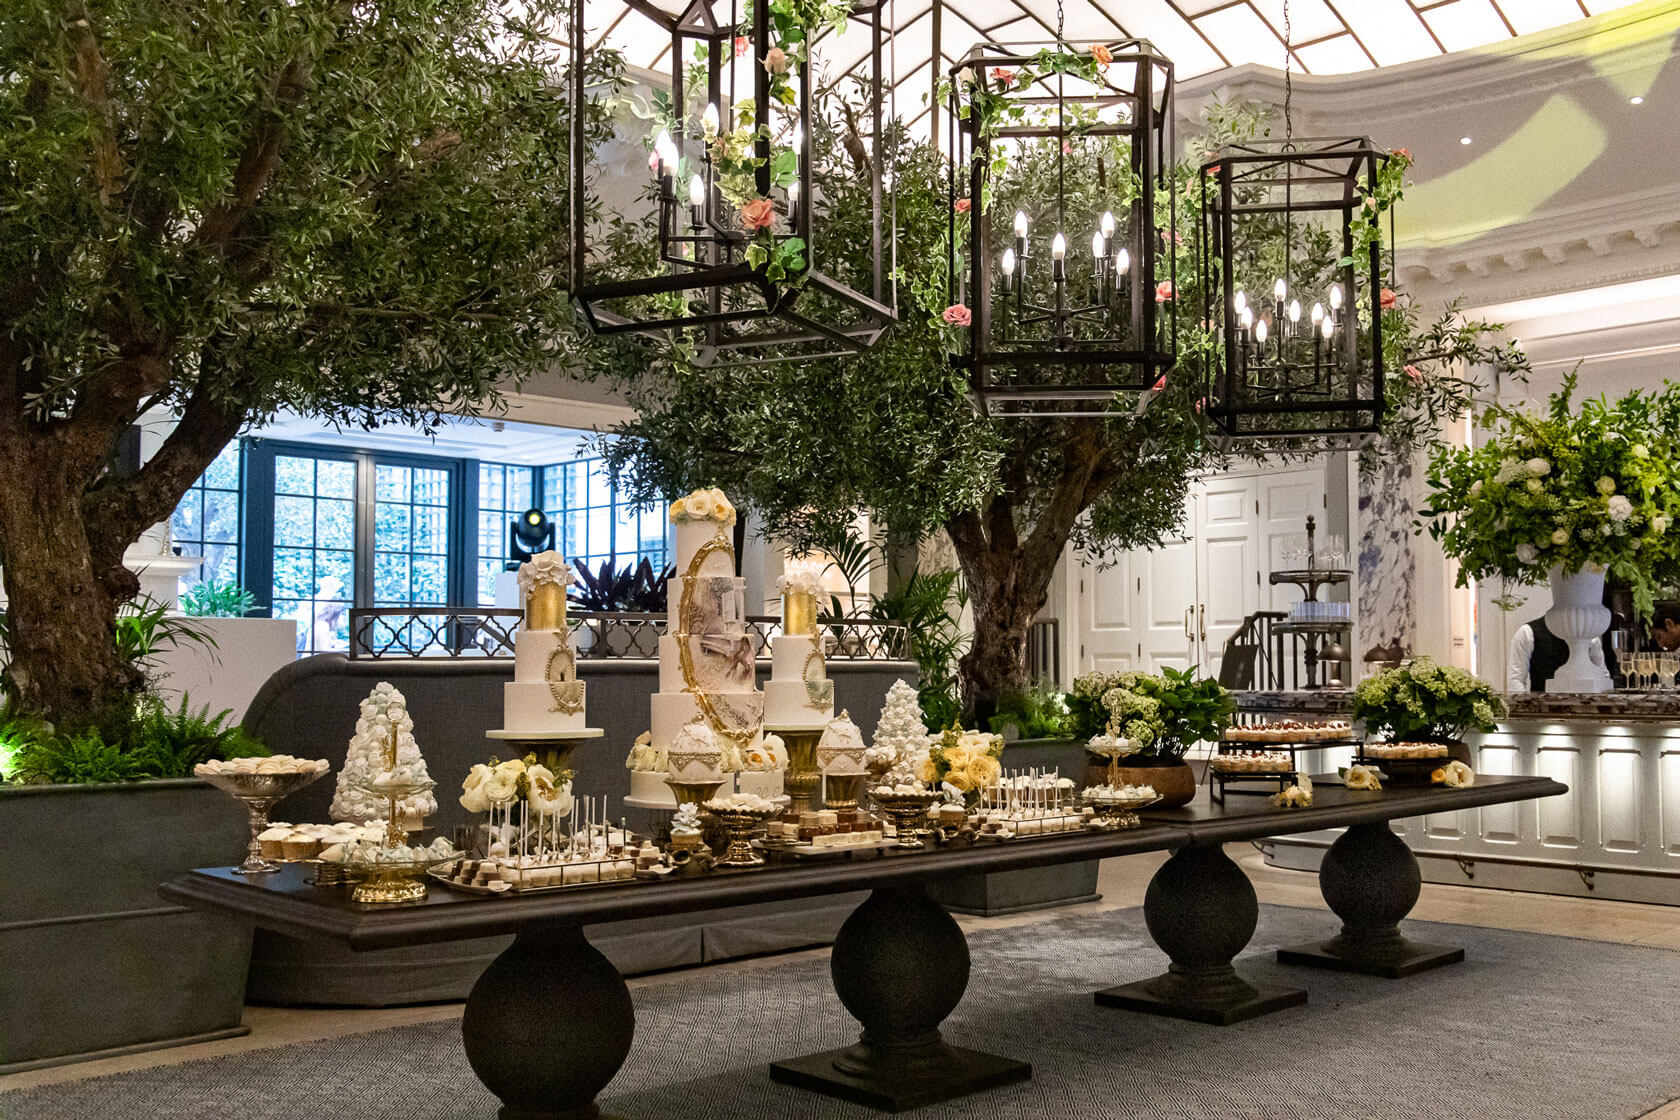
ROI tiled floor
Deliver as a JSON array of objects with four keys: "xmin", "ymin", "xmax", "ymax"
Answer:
[{"xmin": 6, "ymin": 846, "xmax": 1680, "ymax": 1116}]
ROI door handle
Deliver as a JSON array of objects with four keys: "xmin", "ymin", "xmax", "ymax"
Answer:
[
  {"xmin": 1184, "ymin": 606, "xmax": 1195, "ymax": 641},
  {"xmin": 1199, "ymin": 603, "xmax": 1208, "ymax": 644}
]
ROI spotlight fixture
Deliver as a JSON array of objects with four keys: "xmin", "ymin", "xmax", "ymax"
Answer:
[{"xmin": 508, "ymin": 508, "xmax": 555, "ymax": 570}]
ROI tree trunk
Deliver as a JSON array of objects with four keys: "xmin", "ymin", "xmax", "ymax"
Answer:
[
  {"xmin": 946, "ymin": 507, "xmax": 1060, "ymax": 726},
  {"xmin": 0, "ymin": 441, "xmax": 142, "ymax": 737}
]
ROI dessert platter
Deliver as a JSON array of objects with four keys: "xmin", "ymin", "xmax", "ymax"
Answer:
[
  {"xmin": 433, "ymin": 795, "xmax": 646, "ymax": 894},
  {"xmin": 1080, "ymin": 781, "xmax": 1163, "ymax": 828},
  {"xmin": 1208, "ymin": 749, "xmax": 1302, "ymax": 803},
  {"xmin": 196, "ymin": 755, "xmax": 333, "ymax": 874},
  {"xmin": 974, "ymin": 770, "xmax": 1106, "ymax": 839},
  {"xmin": 1356, "ymin": 741, "xmax": 1454, "ymax": 785},
  {"xmin": 1223, "ymin": 718, "xmax": 1354, "ymax": 744}
]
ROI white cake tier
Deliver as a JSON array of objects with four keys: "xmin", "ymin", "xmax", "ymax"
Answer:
[
  {"xmin": 737, "ymin": 769, "xmax": 784, "ymax": 800},
  {"xmin": 674, "ymin": 520, "xmax": 735, "ymax": 576},
  {"xmin": 514, "ymin": 628, "xmax": 575, "ymax": 684},
  {"xmin": 764, "ymin": 679, "xmax": 833, "ymax": 729},
  {"xmin": 651, "ymin": 691, "xmax": 764, "ymax": 757},
  {"xmin": 656, "ymin": 632, "xmax": 756, "ymax": 694},
  {"xmin": 503, "ymin": 680, "xmax": 589, "ymax": 733},
  {"xmin": 771, "ymin": 634, "xmax": 826, "ymax": 681}
]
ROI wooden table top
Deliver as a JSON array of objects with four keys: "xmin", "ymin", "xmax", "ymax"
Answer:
[{"xmin": 161, "ymin": 774, "xmax": 1564, "ymax": 951}]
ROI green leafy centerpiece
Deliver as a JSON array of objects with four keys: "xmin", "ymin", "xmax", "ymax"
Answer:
[
  {"xmin": 1070, "ymin": 668, "xmax": 1232, "ymax": 806},
  {"xmin": 1424, "ymin": 375, "xmax": 1680, "ymax": 691},
  {"xmin": 1351, "ymin": 657, "xmax": 1504, "ymax": 746}
]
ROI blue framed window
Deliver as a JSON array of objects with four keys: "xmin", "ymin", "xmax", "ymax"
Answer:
[
  {"xmin": 170, "ymin": 442, "xmax": 243, "ymax": 596},
  {"xmin": 542, "ymin": 456, "xmax": 668, "ymax": 574},
  {"xmin": 476, "ymin": 463, "xmax": 536, "ymax": 605}
]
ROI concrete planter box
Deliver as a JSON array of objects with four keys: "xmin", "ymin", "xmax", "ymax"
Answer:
[
  {"xmin": 927, "ymin": 737, "xmax": 1102, "ymax": 917},
  {"xmin": 0, "ymin": 780, "xmax": 254, "ymax": 1073}
]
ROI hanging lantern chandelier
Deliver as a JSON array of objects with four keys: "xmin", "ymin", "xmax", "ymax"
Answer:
[
  {"xmin": 568, "ymin": 0, "xmax": 897, "ymax": 365},
  {"xmin": 1197, "ymin": 0, "xmax": 1395, "ymax": 443},
  {"xmin": 947, "ymin": 11, "xmax": 1177, "ymax": 417}
]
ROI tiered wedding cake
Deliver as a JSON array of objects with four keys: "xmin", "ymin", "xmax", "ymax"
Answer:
[
  {"xmin": 763, "ymin": 557, "xmax": 834, "ymax": 731},
  {"xmin": 500, "ymin": 551, "xmax": 599, "ymax": 736},
  {"xmin": 626, "ymin": 488, "xmax": 782, "ymax": 805}
]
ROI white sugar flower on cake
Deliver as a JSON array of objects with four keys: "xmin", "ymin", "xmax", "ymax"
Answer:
[
  {"xmin": 516, "ymin": 550, "xmax": 572, "ymax": 596},
  {"xmin": 776, "ymin": 557, "xmax": 826, "ymax": 596},
  {"xmin": 669, "ymin": 487, "xmax": 737, "ymax": 526}
]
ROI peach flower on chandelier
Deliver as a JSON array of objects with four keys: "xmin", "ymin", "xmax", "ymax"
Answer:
[
  {"xmin": 1155, "ymin": 280, "xmax": 1175, "ymax": 302},
  {"xmin": 734, "ymin": 36, "xmax": 750, "ymax": 58},
  {"xmin": 990, "ymin": 67, "xmax": 1016, "ymax": 85},
  {"xmin": 1404, "ymin": 364, "xmax": 1423, "ymax": 382},
  {"xmin": 1379, "ymin": 288, "xmax": 1397, "ymax": 309},
  {"xmin": 942, "ymin": 305, "xmax": 972, "ymax": 327},
  {"xmin": 740, "ymin": 198, "xmax": 777, "ymax": 231},
  {"xmin": 954, "ymin": 198, "xmax": 971, "ymax": 214},
  {"xmin": 763, "ymin": 46, "xmax": 788, "ymax": 74},
  {"xmin": 1092, "ymin": 44, "xmax": 1114, "ymax": 68}
]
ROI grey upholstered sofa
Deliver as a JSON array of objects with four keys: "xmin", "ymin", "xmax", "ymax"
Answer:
[{"xmin": 241, "ymin": 653, "xmax": 914, "ymax": 1006}]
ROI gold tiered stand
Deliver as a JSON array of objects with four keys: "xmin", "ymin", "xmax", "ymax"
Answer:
[
  {"xmin": 345, "ymin": 727, "xmax": 446, "ymax": 904},
  {"xmin": 775, "ymin": 728, "xmax": 824, "ymax": 817},
  {"xmin": 485, "ymin": 728, "xmax": 604, "ymax": 775}
]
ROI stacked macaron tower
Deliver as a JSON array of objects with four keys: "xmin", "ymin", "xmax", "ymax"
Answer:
[{"xmin": 624, "ymin": 488, "xmax": 782, "ymax": 809}]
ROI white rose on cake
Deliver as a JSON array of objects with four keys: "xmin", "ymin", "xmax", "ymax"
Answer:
[{"xmin": 483, "ymin": 769, "xmax": 519, "ymax": 804}]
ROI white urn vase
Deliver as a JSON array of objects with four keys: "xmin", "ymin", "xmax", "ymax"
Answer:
[{"xmin": 1544, "ymin": 565, "xmax": 1614, "ymax": 694}]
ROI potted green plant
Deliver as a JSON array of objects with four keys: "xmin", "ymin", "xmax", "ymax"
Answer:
[
  {"xmin": 1069, "ymin": 667, "xmax": 1233, "ymax": 807},
  {"xmin": 0, "ymin": 604, "xmax": 269, "ymax": 1071},
  {"xmin": 1351, "ymin": 656, "xmax": 1505, "ymax": 766},
  {"xmin": 567, "ymin": 557, "xmax": 673, "ymax": 656},
  {"xmin": 1424, "ymin": 374, "xmax": 1680, "ymax": 692}
]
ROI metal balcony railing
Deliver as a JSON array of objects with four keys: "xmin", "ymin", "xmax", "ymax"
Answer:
[{"xmin": 345, "ymin": 607, "xmax": 911, "ymax": 662}]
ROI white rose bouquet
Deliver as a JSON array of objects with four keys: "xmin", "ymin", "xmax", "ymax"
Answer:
[{"xmin": 1423, "ymin": 373, "xmax": 1680, "ymax": 616}]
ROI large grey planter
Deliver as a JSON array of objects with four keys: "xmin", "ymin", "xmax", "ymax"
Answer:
[
  {"xmin": 0, "ymin": 780, "xmax": 254, "ymax": 1073},
  {"xmin": 926, "ymin": 737, "xmax": 1102, "ymax": 917}
]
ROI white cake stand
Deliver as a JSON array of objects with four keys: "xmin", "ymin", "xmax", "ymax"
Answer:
[{"xmin": 486, "ymin": 728, "xmax": 603, "ymax": 775}]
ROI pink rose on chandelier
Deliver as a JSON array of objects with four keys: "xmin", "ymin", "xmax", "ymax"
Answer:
[
  {"xmin": 1093, "ymin": 44, "xmax": 1114, "ymax": 69},
  {"xmin": 1380, "ymin": 288, "xmax": 1397, "ymax": 310},
  {"xmin": 990, "ymin": 67, "xmax": 1016, "ymax": 86},
  {"xmin": 1152, "ymin": 373, "xmax": 1168, "ymax": 392},
  {"xmin": 1404, "ymin": 364, "xmax": 1423, "ymax": 382},
  {"xmin": 954, "ymin": 198, "xmax": 971, "ymax": 214},
  {"xmin": 734, "ymin": 36, "xmax": 751, "ymax": 58},
  {"xmin": 942, "ymin": 304, "xmax": 972, "ymax": 327},
  {"xmin": 740, "ymin": 197, "xmax": 777, "ymax": 231},
  {"xmin": 763, "ymin": 46, "xmax": 789, "ymax": 74},
  {"xmin": 1155, "ymin": 280, "xmax": 1175, "ymax": 302}
]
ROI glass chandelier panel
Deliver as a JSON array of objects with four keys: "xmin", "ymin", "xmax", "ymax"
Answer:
[
  {"xmin": 1198, "ymin": 138, "xmax": 1390, "ymax": 443},
  {"xmin": 948, "ymin": 39, "xmax": 1176, "ymax": 418},
  {"xmin": 569, "ymin": 0, "xmax": 896, "ymax": 365}
]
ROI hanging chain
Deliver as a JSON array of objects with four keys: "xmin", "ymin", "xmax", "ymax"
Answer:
[
  {"xmin": 1056, "ymin": 0, "xmax": 1064, "ymax": 43},
  {"xmin": 1282, "ymin": 0, "xmax": 1293, "ymax": 142}
]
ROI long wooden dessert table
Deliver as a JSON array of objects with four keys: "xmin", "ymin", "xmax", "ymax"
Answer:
[{"xmin": 161, "ymin": 774, "xmax": 1564, "ymax": 1119}]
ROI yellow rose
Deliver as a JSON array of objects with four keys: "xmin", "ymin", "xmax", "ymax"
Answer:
[
  {"xmin": 941, "ymin": 746, "xmax": 973, "ymax": 772},
  {"xmin": 943, "ymin": 769, "xmax": 974, "ymax": 793},
  {"xmin": 916, "ymin": 756, "xmax": 940, "ymax": 784},
  {"xmin": 669, "ymin": 496, "xmax": 687, "ymax": 521},
  {"xmin": 967, "ymin": 755, "xmax": 1002, "ymax": 787}
]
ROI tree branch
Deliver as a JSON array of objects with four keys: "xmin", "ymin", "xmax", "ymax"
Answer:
[
  {"xmin": 68, "ymin": 12, "xmax": 125, "ymax": 206},
  {"xmin": 191, "ymin": 57, "xmax": 308, "ymax": 257}
]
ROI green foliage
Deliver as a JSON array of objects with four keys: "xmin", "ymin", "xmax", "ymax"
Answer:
[
  {"xmin": 113, "ymin": 597, "xmax": 218, "ymax": 691},
  {"xmin": 1422, "ymin": 373, "xmax": 1680, "ymax": 618},
  {"xmin": 987, "ymin": 680, "xmax": 1074, "ymax": 740},
  {"xmin": 179, "ymin": 582, "xmax": 256, "ymax": 618},
  {"xmin": 567, "ymin": 557, "xmax": 672, "ymax": 613},
  {"xmin": 3, "ymin": 696, "xmax": 269, "ymax": 785},
  {"xmin": 1069, "ymin": 666, "xmax": 1233, "ymax": 761},
  {"xmin": 1351, "ymin": 656, "xmax": 1505, "ymax": 744}
]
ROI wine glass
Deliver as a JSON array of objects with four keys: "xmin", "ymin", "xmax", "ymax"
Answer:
[{"xmin": 1661, "ymin": 653, "xmax": 1678, "ymax": 692}]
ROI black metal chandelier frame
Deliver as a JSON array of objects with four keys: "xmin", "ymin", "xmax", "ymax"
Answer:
[
  {"xmin": 569, "ymin": 0, "xmax": 897, "ymax": 363},
  {"xmin": 1197, "ymin": 136, "xmax": 1389, "ymax": 442},
  {"xmin": 948, "ymin": 37, "xmax": 1177, "ymax": 418}
]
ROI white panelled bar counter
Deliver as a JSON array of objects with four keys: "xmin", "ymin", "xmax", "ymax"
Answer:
[{"xmin": 1239, "ymin": 691, "xmax": 1680, "ymax": 905}]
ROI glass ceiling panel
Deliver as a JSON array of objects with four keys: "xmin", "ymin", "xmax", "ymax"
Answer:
[{"xmin": 581, "ymin": 0, "xmax": 1643, "ymax": 89}]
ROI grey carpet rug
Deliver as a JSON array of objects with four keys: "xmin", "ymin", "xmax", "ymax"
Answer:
[{"xmin": 5, "ymin": 903, "xmax": 1679, "ymax": 1120}]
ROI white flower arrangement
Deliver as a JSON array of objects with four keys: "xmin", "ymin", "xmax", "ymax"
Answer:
[
  {"xmin": 515, "ymin": 550, "xmax": 572, "ymax": 596},
  {"xmin": 669, "ymin": 487, "xmax": 737, "ymax": 526}
]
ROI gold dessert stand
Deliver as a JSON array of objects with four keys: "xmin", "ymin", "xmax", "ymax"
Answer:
[
  {"xmin": 771, "ymin": 727, "xmax": 823, "ymax": 816},
  {"xmin": 703, "ymin": 805, "xmax": 778, "ymax": 868},
  {"xmin": 823, "ymin": 772, "xmax": 868, "ymax": 814},
  {"xmin": 485, "ymin": 728, "xmax": 604, "ymax": 775},
  {"xmin": 871, "ymin": 791, "xmax": 941, "ymax": 850}
]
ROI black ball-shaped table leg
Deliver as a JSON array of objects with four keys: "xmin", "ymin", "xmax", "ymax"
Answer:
[
  {"xmin": 1277, "ymin": 821, "xmax": 1464, "ymax": 978},
  {"xmin": 462, "ymin": 926, "xmax": 634, "ymax": 1120},
  {"xmin": 1096, "ymin": 844, "xmax": 1307, "ymax": 1025},
  {"xmin": 770, "ymin": 886, "xmax": 1031, "ymax": 1112}
]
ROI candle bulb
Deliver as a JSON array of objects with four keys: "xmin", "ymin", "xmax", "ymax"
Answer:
[
  {"xmin": 1100, "ymin": 210, "xmax": 1116, "ymax": 240},
  {"xmin": 788, "ymin": 180, "xmax": 800, "ymax": 212},
  {"xmin": 1310, "ymin": 302, "xmax": 1324, "ymax": 327},
  {"xmin": 1273, "ymin": 277, "xmax": 1287, "ymax": 300},
  {"xmin": 792, "ymin": 121, "xmax": 805, "ymax": 153},
  {"xmin": 1329, "ymin": 283, "xmax": 1343, "ymax": 311},
  {"xmin": 1091, "ymin": 230, "xmax": 1106, "ymax": 280},
  {"xmin": 688, "ymin": 173, "xmax": 706, "ymax": 228},
  {"xmin": 1051, "ymin": 232, "xmax": 1067, "ymax": 282},
  {"xmin": 1014, "ymin": 209, "xmax": 1029, "ymax": 262},
  {"xmin": 1287, "ymin": 298, "xmax": 1301, "ymax": 336},
  {"xmin": 1115, "ymin": 247, "xmax": 1130, "ymax": 276},
  {"xmin": 1233, "ymin": 290, "xmax": 1247, "ymax": 317},
  {"xmin": 1000, "ymin": 247, "xmax": 1016, "ymax": 295},
  {"xmin": 701, "ymin": 102, "xmax": 720, "ymax": 139},
  {"xmin": 1255, "ymin": 319, "xmax": 1269, "ymax": 346}
]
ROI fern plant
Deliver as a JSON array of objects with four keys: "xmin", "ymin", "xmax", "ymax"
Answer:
[{"xmin": 2, "ymin": 697, "xmax": 268, "ymax": 785}]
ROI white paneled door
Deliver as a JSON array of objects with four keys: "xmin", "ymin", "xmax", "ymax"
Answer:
[{"xmin": 1077, "ymin": 464, "xmax": 1329, "ymax": 679}]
